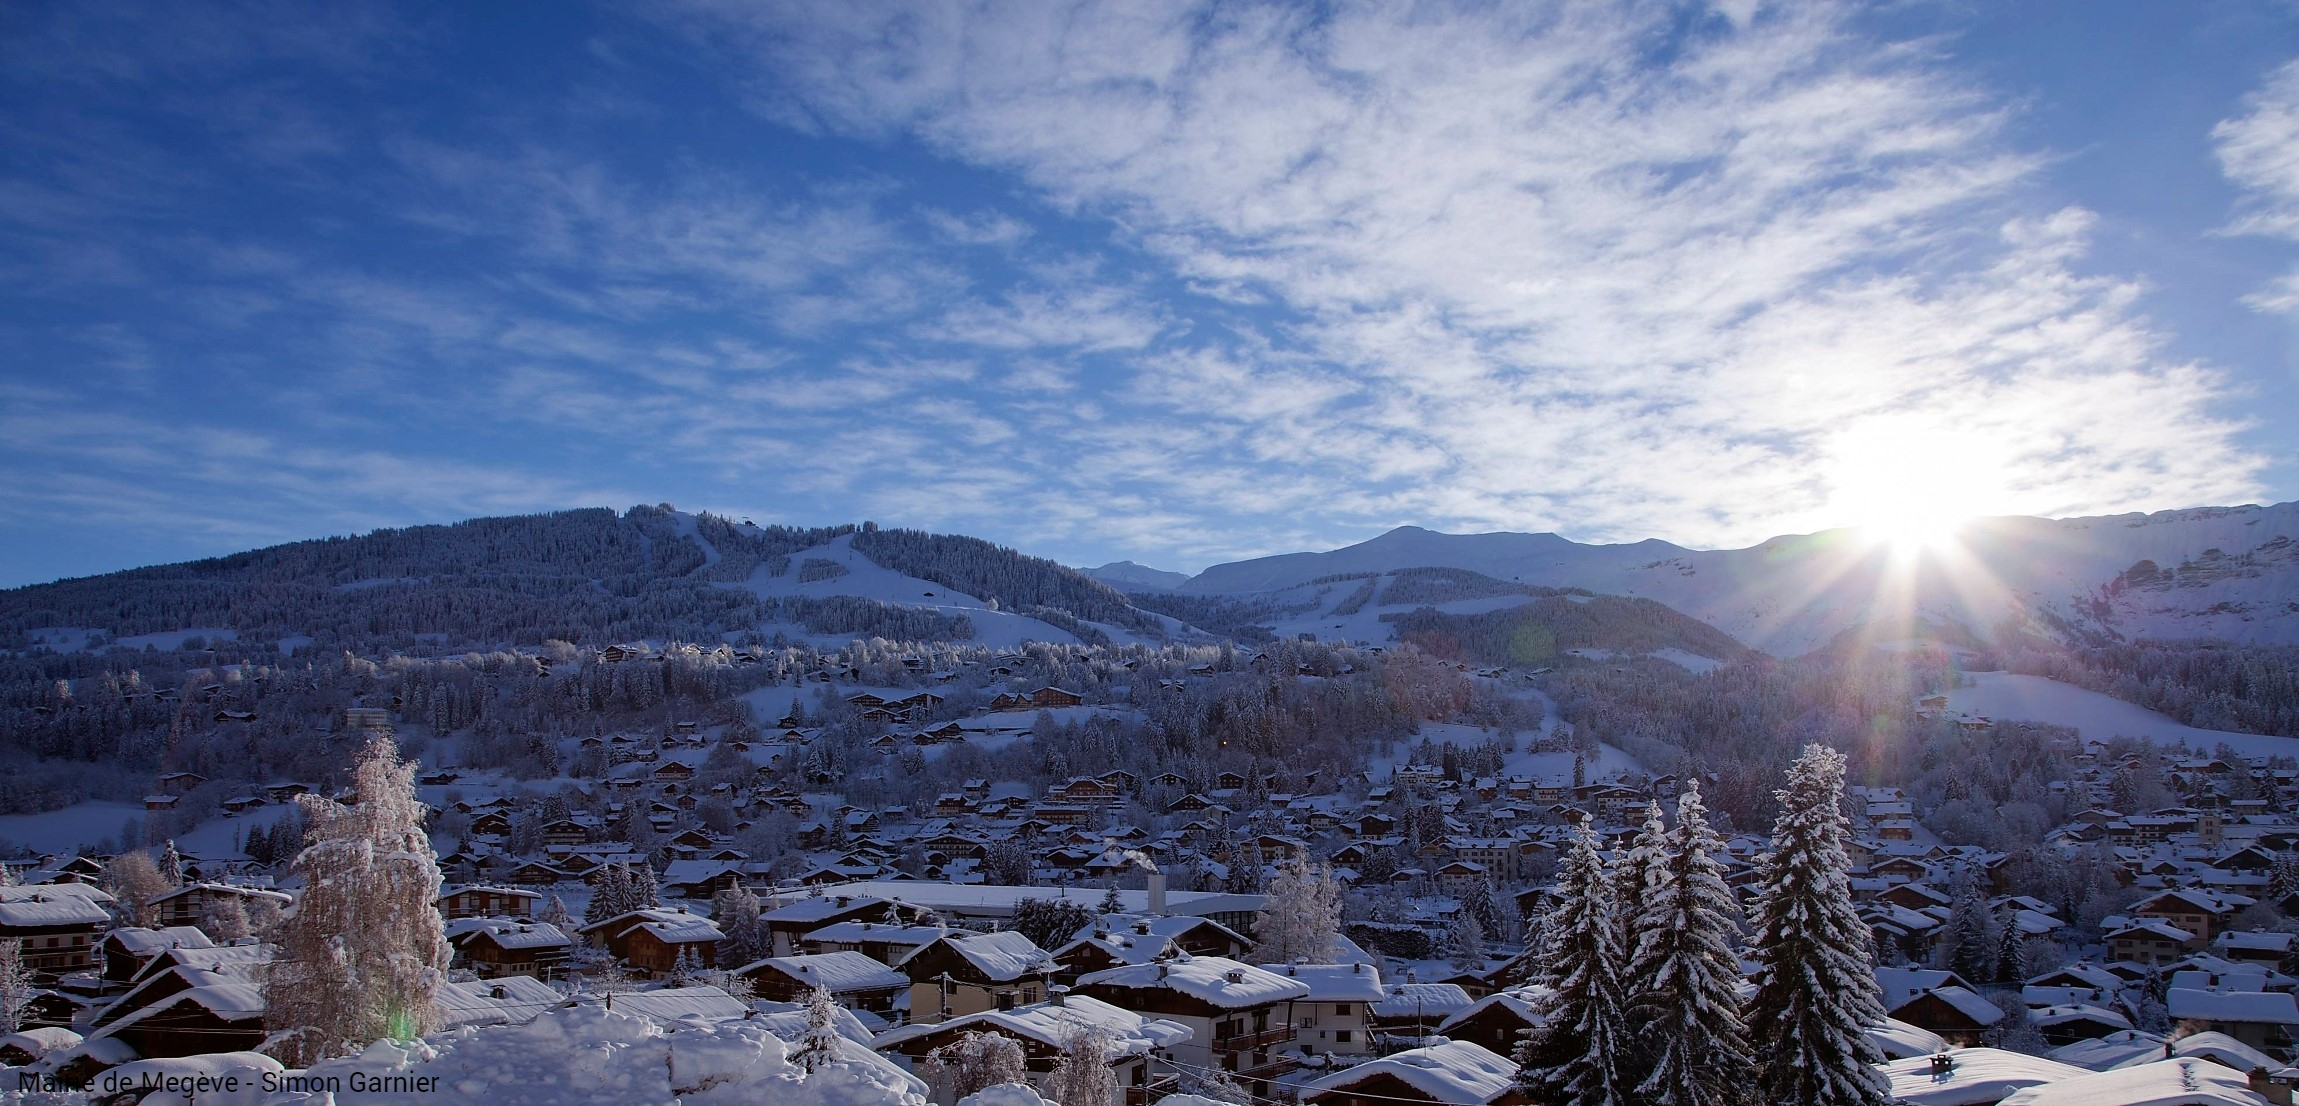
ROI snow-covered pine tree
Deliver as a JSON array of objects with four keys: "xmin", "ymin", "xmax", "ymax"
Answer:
[
  {"xmin": 1626, "ymin": 781, "xmax": 1754, "ymax": 1106},
  {"xmin": 713, "ymin": 885, "xmax": 767, "ymax": 967},
  {"xmin": 1518, "ymin": 816, "xmax": 1630, "ymax": 1106},
  {"xmin": 0, "ymin": 940, "xmax": 34, "ymax": 1034},
  {"xmin": 1253, "ymin": 852, "xmax": 1343, "ymax": 964},
  {"xmin": 1044, "ymin": 1025, "xmax": 1119, "ymax": 1106},
  {"xmin": 1744, "ymin": 744, "xmax": 1891, "ymax": 1106},
  {"xmin": 262, "ymin": 735, "xmax": 451, "ymax": 1067},
  {"xmin": 1936, "ymin": 874, "xmax": 1995, "ymax": 982},
  {"xmin": 1444, "ymin": 909, "xmax": 1488, "ymax": 970},
  {"xmin": 158, "ymin": 840, "xmax": 183, "ymax": 886},
  {"xmin": 582, "ymin": 867, "xmax": 624, "ymax": 927},
  {"xmin": 539, "ymin": 894, "xmax": 572, "ymax": 931},
  {"xmin": 794, "ymin": 984, "xmax": 843, "ymax": 1074}
]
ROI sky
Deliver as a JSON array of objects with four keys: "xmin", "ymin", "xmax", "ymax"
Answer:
[{"xmin": 1, "ymin": 1, "xmax": 2296, "ymax": 588}]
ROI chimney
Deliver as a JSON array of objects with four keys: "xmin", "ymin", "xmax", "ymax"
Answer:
[{"xmin": 1148, "ymin": 870, "xmax": 1167, "ymax": 916}]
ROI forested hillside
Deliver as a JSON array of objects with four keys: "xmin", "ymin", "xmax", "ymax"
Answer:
[{"xmin": 0, "ymin": 507, "xmax": 1155, "ymax": 655}]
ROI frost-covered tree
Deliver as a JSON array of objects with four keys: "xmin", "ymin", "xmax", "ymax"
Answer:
[
  {"xmin": 202, "ymin": 896, "xmax": 252, "ymax": 942},
  {"xmin": 1254, "ymin": 853, "xmax": 1343, "ymax": 964},
  {"xmin": 985, "ymin": 839, "xmax": 1034, "ymax": 886},
  {"xmin": 158, "ymin": 840, "xmax": 183, "ymax": 886},
  {"xmin": 102, "ymin": 850, "xmax": 173, "ymax": 930},
  {"xmin": 1518, "ymin": 816, "xmax": 1630, "ymax": 1106},
  {"xmin": 1626, "ymin": 782, "xmax": 1753, "ymax": 1106},
  {"xmin": 0, "ymin": 940, "xmax": 34, "ymax": 1034},
  {"xmin": 1744, "ymin": 745, "xmax": 1890, "ymax": 1106},
  {"xmin": 1444, "ymin": 910, "xmax": 1488, "ymax": 970},
  {"xmin": 1044, "ymin": 1025, "xmax": 1119, "ymax": 1106},
  {"xmin": 1992, "ymin": 910, "xmax": 2029, "ymax": 985},
  {"xmin": 1011, "ymin": 899, "xmax": 1094, "ymax": 952},
  {"xmin": 793, "ymin": 984, "xmax": 842, "ymax": 1074},
  {"xmin": 924, "ymin": 1030, "xmax": 1027, "ymax": 1101},
  {"xmin": 538, "ymin": 895, "xmax": 572, "ymax": 931},
  {"xmin": 262, "ymin": 736, "xmax": 450, "ymax": 1067}
]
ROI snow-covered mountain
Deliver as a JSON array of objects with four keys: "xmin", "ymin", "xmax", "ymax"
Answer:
[
  {"xmin": 1082, "ymin": 560, "xmax": 1191, "ymax": 592},
  {"xmin": 1180, "ymin": 503, "xmax": 2299, "ymax": 655}
]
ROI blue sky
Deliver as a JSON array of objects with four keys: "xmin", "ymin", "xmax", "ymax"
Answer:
[{"xmin": 1, "ymin": 1, "xmax": 2295, "ymax": 588}]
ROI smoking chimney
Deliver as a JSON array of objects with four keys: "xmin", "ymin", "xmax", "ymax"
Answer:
[{"xmin": 1148, "ymin": 870, "xmax": 1167, "ymax": 916}]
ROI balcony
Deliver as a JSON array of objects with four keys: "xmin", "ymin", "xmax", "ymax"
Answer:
[{"xmin": 1212, "ymin": 1026, "xmax": 1296, "ymax": 1052}]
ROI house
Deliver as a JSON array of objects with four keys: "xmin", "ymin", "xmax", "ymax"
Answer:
[
  {"xmin": 2166, "ymin": 987, "xmax": 2299, "ymax": 1052},
  {"xmin": 437, "ymin": 885, "xmax": 541, "ymax": 921},
  {"xmin": 1268, "ymin": 961, "xmax": 1384, "ymax": 1057},
  {"xmin": 0, "ymin": 885, "xmax": 114, "ymax": 980},
  {"xmin": 449, "ymin": 919, "xmax": 571, "ymax": 980},
  {"xmin": 2129, "ymin": 889, "xmax": 2252, "ymax": 946},
  {"xmin": 1435, "ymin": 987, "xmax": 1546, "ymax": 1058},
  {"xmin": 577, "ymin": 907, "xmax": 724, "ymax": 978},
  {"xmin": 1887, "ymin": 985, "xmax": 2004, "ymax": 1046},
  {"xmin": 898, "ymin": 931, "xmax": 1057, "ymax": 1023},
  {"xmin": 737, "ymin": 952, "xmax": 909, "ymax": 1016},
  {"xmin": 760, "ymin": 895, "xmax": 895, "ymax": 957},
  {"xmin": 1369, "ymin": 983, "xmax": 1475, "ymax": 1040},
  {"xmin": 1300, "ymin": 1038, "xmax": 1528, "ymax": 1106},
  {"xmin": 876, "ymin": 994, "xmax": 1192, "ymax": 1106},
  {"xmin": 98, "ymin": 926, "xmax": 215, "ymax": 985},
  {"xmin": 146, "ymin": 883, "xmax": 293, "ymax": 930},
  {"xmin": 2106, "ymin": 920, "xmax": 2198, "ymax": 965},
  {"xmin": 1075, "ymin": 957, "xmax": 1310, "ymax": 1100},
  {"xmin": 799, "ymin": 921, "xmax": 953, "ymax": 965}
]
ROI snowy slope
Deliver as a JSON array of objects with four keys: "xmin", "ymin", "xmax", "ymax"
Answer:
[
  {"xmin": 1180, "ymin": 502, "xmax": 2299, "ymax": 655},
  {"xmin": 1943, "ymin": 670, "xmax": 2299, "ymax": 760},
  {"xmin": 742, "ymin": 534, "xmax": 1166, "ymax": 648}
]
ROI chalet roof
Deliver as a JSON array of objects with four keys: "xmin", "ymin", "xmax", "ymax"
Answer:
[
  {"xmin": 2166, "ymin": 986, "xmax": 2299, "ymax": 1025},
  {"xmin": 1372, "ymin": 983, "xmax": 1474, "ymax": 1019},
  {"xmin": 1078, "ymin": 956, "xmax": 1309, "ymax": 1009},
  {"xmin": 741, "ymin": 952, "xmax": 908, "ymax": 994},
  {"xmin": 1993, "ymin": 1058, "xmax": 2263, "ymax": 1106},
  {"xmin": 906, "ymin": 931, "xmax": 1054, "ymax": 982},
  {"xmin": 1302, "ymin": 1039, "xmax": 1517, "ymax": 1105},
  {"xmin": 874, "ymin": 994, "xmax": 1191, "ymax": 1057},
  {"xmin": 437, "ymin": 976, "xmax": 561, "ymax": 1029},
  {"xmin": 103, "ymin": 927, "xmax": 216, "ymax": 957},
  {"xmin": 1263, "ymin": 961, "xmax": 1385, "ymax": 1002},
  {"xmin": 579, "ymin": 985, "xmax": 748, "ymax": 1025}
]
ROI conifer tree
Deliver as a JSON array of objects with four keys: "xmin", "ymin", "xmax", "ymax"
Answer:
[
  {"xmin": 539, "ymin": 894, "xmax": 572, "ymax": 931},
  {"xmin": 1626, "ymin": 782, "xmax": 1753, "ymax": 1106},
  {"xmin": 0, "ymin": 940, "xmax": 34, "ymax": 1034},
  {"xmin": 1744, "ymin": 745, "xmax": 1890, "ymax": 1106},
  {"xmin": 262, "ymin": 735, "xmax": 450, "ymax": 1067},
  {"xmin": 1993, "ymin": 910, "xmax": 2029, "ymax": 984},
  {"xmin": 1518, "ymin": 816, "xmax": 1629, "ymax": 1106}
]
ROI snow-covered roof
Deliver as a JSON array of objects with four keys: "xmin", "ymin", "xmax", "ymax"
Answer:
[
  {"xmin": 1437, "ymin": 987, "xmax": 1549, "ymax": 1036},
  {"xmin": 1260, "ymin": 962, "xmax": 1385, "ymax": 1002},
  {"xmin": 1875, "ymin": 967, "xmax": 1972, "ymax": 1009},
  {"xmin": 584, "ymin": 985, "xmax": 749, "ymax": 1025},
  {"xmin": 1079, "ymin": 956, "xmax": 1311, "ymax": 1009},
  {"xmin": 98, "ymin": 1052, "xmax": 283, "ymax": 1093},
  {"xmin": 875, "ymin": 994, "xmax": 1192, "ymax": 1057},
  {"xmin": 2166, "ymin": 987, "xmax": 2299, "ymax": 1025},
  {"xmin": 92, "ymin": 982, "xmax": 265, "ymax": 1042},
  {"xmin": 1898, "ymin": 984, "xmax": 2003, "ymax": 1027},
  {"xmin": 437, "ymin": 976, "xmax": 562, "ymax": 1030},
  {"xmin": 2049, "ymin": 1029, "xmax": 2171, "ymax": 1072},
  {"xmin": 103, "ymin": 926, "xmax": 215, "ymax": 957},
  {"xmin": 1995, "ymin": 1058, "xmax": 2266, "ymax": 1106},
  {"xmin": 1302, "ymin": 1038, "xmax": 1518, "ymax": 1105},
  {"xmin": 1372, "ymin": 983, "xmax": 1475, "ymax": 1019},
  {"xmin": 914, "ymin": 931, "xmax": 1054, "ymax": 983},
  {"xmin": 455, "ymin": 920, "xmax": 571, "ymax": 950},
  {"xmin": 742, "ymin": 952, "xmax": 909, "ymax": 995},
  {"xmin": 0, "ymin": 882, "xmax": 113, "ymax": 906},
  {"xmin": 2153, "ymin": 1030, "xmax": 2282, "ymax": 1075},
  {"xmin": 802, "ymin": 921, "xmax": 951, "ymax": 947},
  {"xmin": 760, "ymin": 895, "xmax": 889, "ymax": 925},
  {"xmin": 1880, "ymin": 1048, "xmax": 2090, "ymax": 1106},
  {"xmin": 2027, "ymin": 1004, "xmax": 2133, "ymax": 1033},
  {"xmin": 0, "ymin": 1026, "xmax": 80, "ymax": 1059},
  {"xmin": 0, "ymin": 891, "xmax": 110, "ymax": 928},
  {"xmin": 1867, "ymin": 1016, "xmax": 1950, "ymax": 1060}
]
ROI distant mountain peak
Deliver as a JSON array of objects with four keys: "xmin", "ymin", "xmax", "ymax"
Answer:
[{"xmin": 1083, "ymin": 560, "xmax": 1192, "ymax": 592}]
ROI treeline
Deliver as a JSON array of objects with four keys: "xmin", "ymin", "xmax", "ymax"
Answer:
[
  {"xmin": 848, "ymin": 528, "xmax": 1161, "ymax": 636},
  {"xmin": 1387, "ymin": 594, "xmax": 1755, "ymax": 668},
  {"xmin": 0, "ymin": 507, "xmax": 1173, "ymax": 655},
  {"xmin": 1995, "ymin": 638, "xmax": 2299, "ymax": 737},
  {"xmin": 1121, "ymin": 593, "xmax": 1308, "ymax": 642}
]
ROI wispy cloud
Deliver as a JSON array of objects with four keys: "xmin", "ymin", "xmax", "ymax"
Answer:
[
  {"xmin": 2216, "ymin": 58, "xmax": 2299, "ymax": 314},
  {"xmin": 668, "ymin": 0, "xmax": 2262, "ymax": 550}
]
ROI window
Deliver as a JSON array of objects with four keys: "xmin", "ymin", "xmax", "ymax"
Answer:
[
  {"xmin": 1336, "ymin": 1031, "xmax": 1353, "ymax": 1043},
  {"xmin": 1334, "ymin": 1003, "xmax": 1352, "ymax": 1015}
]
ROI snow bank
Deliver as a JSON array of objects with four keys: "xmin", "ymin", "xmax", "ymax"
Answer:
[
  {"xmin": 955, "ymin": 1085, "xmax": 1054, "ymax": 1106},
  {"xmin": 255, "ymin": 1002, "xmax": 928, "ymax": 1105}
]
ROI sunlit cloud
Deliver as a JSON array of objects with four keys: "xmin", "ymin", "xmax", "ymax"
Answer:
[{"xmin": 2215, "ymin": 57, "xmax": 2299, "ymax": 315}]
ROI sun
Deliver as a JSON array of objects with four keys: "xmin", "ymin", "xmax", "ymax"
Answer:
[{"xmin": 1822, "ymin": 417, "xmax": 1987, "ymax": 558}]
